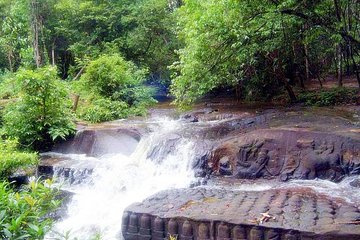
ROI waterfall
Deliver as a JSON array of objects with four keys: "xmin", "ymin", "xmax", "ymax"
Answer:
[
  {"xmin": 44, "ymin": 112, "xmax": 360, "ymax": 240},
  {"xmin": 45, "ymin": 117, "xmax": 196, "ymax": 240}
]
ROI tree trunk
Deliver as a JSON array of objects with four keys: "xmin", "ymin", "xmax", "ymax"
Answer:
[
  {"xmin": 51, "ymin": 44, "xmax": 55, "ymax": 66},
  {"xmin": 72, "ymin": 94, "xmax": 80, "ymax": 112},
  {"xmin": 73, "ymin": 66, "xmax": 85, "ymax": 81},
  {"xmin": 31, "ymin": 0, "xmax": 42, "ymax": 68},
  {"xmin": 292, "ymin": 42, "xmax": 305, "ymax": 89},
  {"xmin": 284, "ymin": 80, "xmax": 297, "ymax": 102},
  {"xmin": 303, "ymin": 21, "xmax": 310, "ymax": 86},
  {"xmin": 7, "ymin": 50, "xmax": 13, "ymax": 72},
  {"xmin": 316, "ymin": 73, "xmax": 323, "ymax": 89},
  {"xmin": 336, "ymin": 44, "xmax": 343, "ymax": 87},
  {"xmin": 350, "ymin": 46, "xmax": 360, "ymax": 89},
  {"xmin": 345, "ymin": 44, "xmax": 351, "ymax": 76},
  {"xmin": 304, "ymin": 42, "xmax": 310, "ymax": 85}
]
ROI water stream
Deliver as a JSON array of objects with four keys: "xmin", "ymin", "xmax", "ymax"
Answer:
[
  {"xmin": 44, "ymin": 113, "xmax": 360, "ymax": 239},
  {"xmin": 45, "ymin": 118, "xmax": 196, "ymax": 239}
]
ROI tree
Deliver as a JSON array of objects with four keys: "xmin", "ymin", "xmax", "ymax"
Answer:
[
  {"xmin": 171, "ymin": 0, "xmax": 299, "ymax": 105},
  {"xmin": 170, "ymin": 0, "xmax": 360, "ymax": 106},
  {"xmin": 2, "ymin": 66, "xmax": 76, "ymax": 150},
  {"xmin": 279, "ymin": 0, "xmax": 360, "ymax": 88},
  {"xmin": 73, "ymin": 54, "xmax": 156, "ymax": 123},
  {"xmin": 0, "ymin": 0, "xmax": 32, "ymax": 71}
]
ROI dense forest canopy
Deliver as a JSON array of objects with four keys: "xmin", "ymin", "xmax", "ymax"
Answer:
[
  {"xmin": 0, "ymin": 0, "xmax": 358, "ymax": 106},
  {"xmin": 171, "ymin": 0, "xmax": 360, "ymax": 105}
]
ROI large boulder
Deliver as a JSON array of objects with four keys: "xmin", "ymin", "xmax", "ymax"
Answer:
[
  {"xmin": 122, "ymin": 187, "xmax": 360, "ymax": 240},
  {"xmin": 53, "ymin": 127, "xmax": 141, "ymax": 157}
]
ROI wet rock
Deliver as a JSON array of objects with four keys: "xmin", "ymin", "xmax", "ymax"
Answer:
[
  {"xmin": 147, "ymin": 133, "xmax": 182, "ymax": 162},
  {"xmin": 8, "ymin": 168, "xmax": 35, "ymax": 186},
  {"xmin": 122, "ymin": 187, "xmax": 360, "ymax": 240},
  {"xmin": 219, "ymin": 156, "xmax": 232, "ymax": 176},
  {"xmin": 53, "ymin": 127, "xmax": 141, "ymax": 157},
  {"xmin": 181, "ymin": 114, "xmax": 199, "ymax": 123},
  {"xmin": 207, "ymin": 129, "xmax": 360, "ymax": 182},
  {"xmin": 194, "ymin": 169, "xmax": 206, "ymax": 178},
  {"xmin": 38, "ymin": 155, "xmax": 95, "ymax": 184},
  {"xmin": 350, "ymin": 179, "xmax": 360, "ymax": 188}
]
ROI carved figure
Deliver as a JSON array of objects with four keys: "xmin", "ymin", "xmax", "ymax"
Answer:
[
  {"xmin": 293, "ymin": 142, "xmax": 343, "ymax": 180},
  {"xmin": 236, "ymin": 148, "xmax": 269, "ymax": 179}
]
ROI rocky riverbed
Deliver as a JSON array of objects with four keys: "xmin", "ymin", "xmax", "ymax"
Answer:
[
  {"xmin": 37, "ymin": 101, "xmax": 360, "ymax": 239},
  {"xmin": 121, "ymin": 103, "xmax": 360, "ymax": 240}
]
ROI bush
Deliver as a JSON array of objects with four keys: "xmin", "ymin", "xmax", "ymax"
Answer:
[
  {"xmin": 80, "ymin": 98, "xmax": 129, "ymax": 123},
  {"xmin": 299, "ymin": 88, "xmax": 358, "ymax": 106},
  {"xmin": 2, "ymin": 67, "xmax": 76, "ymax": 150},
  {"xmin": 0, "ymin": 179, "xmax": 60, "ymax": 239},
  {"xmin": 0, "ymin": 71, "xmax": 19, "ymax": 99},
  {"xmin": 0, "ymin": 139, "xmax": 38, "ymax": 179},
  {"xmin": 74, "ymin": 54, "xmax": 156, "ymax": 123}
]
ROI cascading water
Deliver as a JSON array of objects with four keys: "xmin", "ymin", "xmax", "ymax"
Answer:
[
  {"xmin": 44, "ymin": 109, "xmax": 360, "ymax": 239},
  {"xmin": 45, "ymin": 118, "xmax": 197, "ymax": 240}
]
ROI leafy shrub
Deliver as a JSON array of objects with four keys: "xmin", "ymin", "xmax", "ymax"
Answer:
[
  {"xmin": 0, "ymin": 139, "xmax": 38, "ymax": 179},
  {"xmin": 2, "ymin": 66, "xmax": 76, "ymax": 150},
  {"xmin": 77, "ymin": 54, "xmax": 147, "ymax": 98},
  {"xmin": 74, "ymin": 54, "xmax": 156, "ymax": 123},
  {"xmin": 299, "ymin": 88, "xmax": 358, "ymax": 106},
  {"xmin": 0, "ymin": 179, "xmax": 60, "ymax": 239},
  {"xmin": 0, "ymin": 71, "xmax": 19, "ymax": 99},
  {"xmin": 80, "ymin": 98, "xmax": 129, "ymax": 123}
]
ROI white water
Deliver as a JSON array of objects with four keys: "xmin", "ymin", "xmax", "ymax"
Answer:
[
  {"xmin": 45, "ymin": 118, "xmax": 196, "ymax": 240},
  {"xmin": 44, "ymin": 116, "xmax": 360, "ymax": 239}
]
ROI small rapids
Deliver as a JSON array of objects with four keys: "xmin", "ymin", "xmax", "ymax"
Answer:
[
  {"xmin": 45, "ymin": 118, "xmax": 196, "ymax": 240},
  {"xmin": 207, "ymin": 175, "xmax": 360, "ymax": 205},
  {"xmin": 44, "ymin": 114, "xmax": 360, "ymax": 239}
]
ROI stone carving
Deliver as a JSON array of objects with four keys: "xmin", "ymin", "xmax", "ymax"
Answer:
[
  {"xmin": 236, "ymin": 140, "xmax": 270, "ymax": 179},
  {"xmin": 122, "ymin": 187, "xmax": 360, "ymax": 240},
  {"xmin": 282, "ymin": 140, "xmax": 343, "ymax": 181},
  {"xmin": 181, "ymin": 220, "xmax": 193, "ymax": 240},
  {"xmin": 207, "ymin": 131, "xmax": 360, "ymax": 181}
]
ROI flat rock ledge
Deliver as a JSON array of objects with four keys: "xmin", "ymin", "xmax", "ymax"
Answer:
[{"xmin": 122, "ymin": 187, "xmax": 360, "ymax": 240}]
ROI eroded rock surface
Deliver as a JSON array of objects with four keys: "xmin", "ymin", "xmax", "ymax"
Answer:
[
  {"xmin": 123, "ymin": 187, "xmax": 360, "ymax": 240},
  {"xmin": 53, "ymin": 127, "xmax": 141, "ymax": 157},
  {"xmin": 121, "ymin": 105, "xmax": 360, "ymax": 240},
  {"xmin": 38, "ymin": 154, "xmax": 96, "ymax": 184},
  {"xmin": 207, "ymin": 129, "xmax": 360, "ymax": 182}
]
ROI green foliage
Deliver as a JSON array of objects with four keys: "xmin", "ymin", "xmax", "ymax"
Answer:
[
  {"xmin": 0, "ymin": 0, "xmax": 32, "ymax": 71},
  {"xmin": 0, "ymin": 139, "xmax": 38, "ymax": 179},
  {"xmin": 77, "ymin": 54, "xmax": 147, "ymax": 98},
  {"xmin": 79, "ymin": 98, "xmax": 129, "ymax": 123},
  {"xmin": 121, "ymin": 0, "xmax": 179, "ymax": 82},
  {"xmin": 170, "ymin": 0, "xmax": 290, "ymax": 106},
  {"xmin": 0, "ymin": 0, "xmax": 359, "ymax": 110},
  {"xmin": 168, "ymin": 235, "xmax": 178, "ymax": 240},
  {"xmin": 0, "ymin": 179, "xmax": 60, "ymax": 239},
  {"xmin": 50, "ymin": 0, "xmax": 177, "ymax": 82},
  {"xmin": 170, "ymin": 0, "xmax": 360, "ymax": 106},
  {"xmin": 0, "ymin": 71, "xmax": 19, "ymax": 99},
  {"xmin": 74, "ymin": 54, "xmax": 156, "ymax": 123},
  {"xmin": 299, "ymin": 88, "xmax": 358, "ymax": 106},
  {"xmin": 2, "ymin": 66, "xmax": 76, "ymax": 150}
]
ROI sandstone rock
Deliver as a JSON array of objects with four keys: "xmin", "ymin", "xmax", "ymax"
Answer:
[
  {"xmin": 206, "ymin": 129, "xmax": 360, "ymax": 182},
  {"xmin": 53, "ymin": 127, "xmax": 141, "ymax": 157},
  {"xmin": 122, "ymin": 187, "xmax": 360, "ymax": 240}
]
